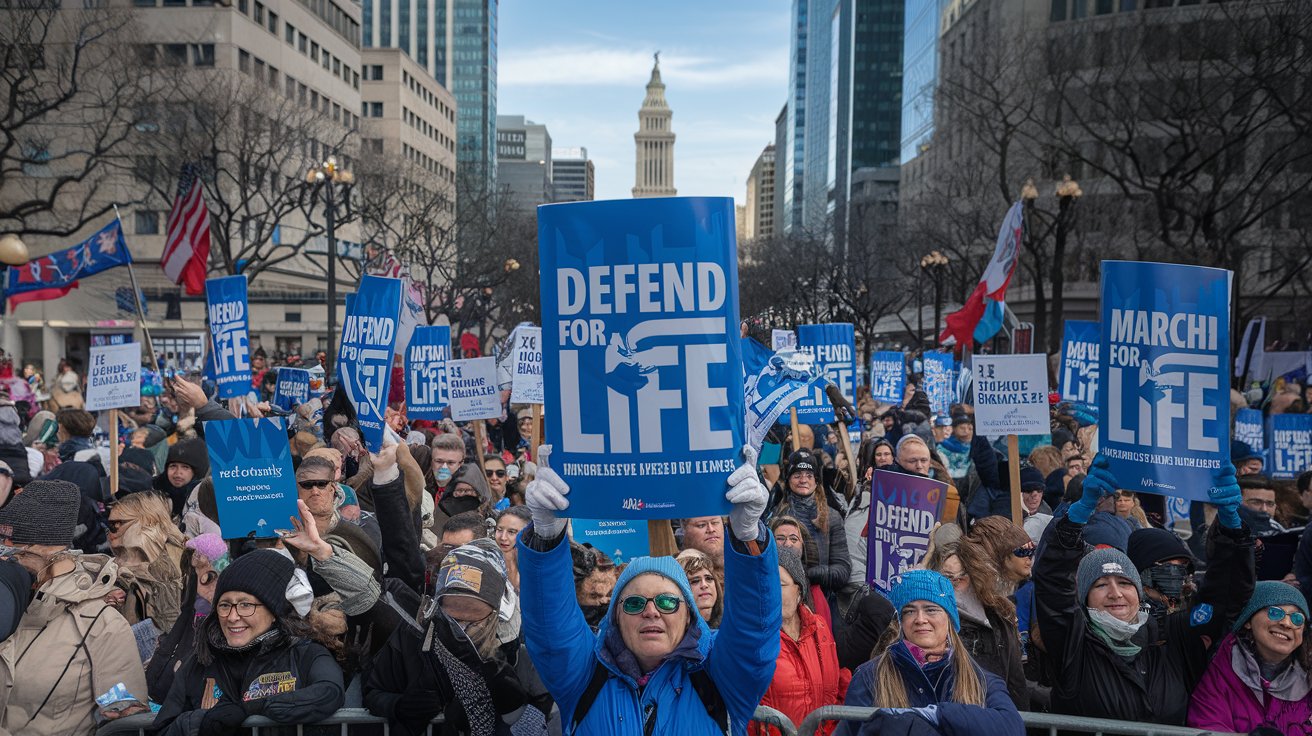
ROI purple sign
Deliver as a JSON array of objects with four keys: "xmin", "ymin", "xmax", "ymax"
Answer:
[{"xmin": 866, "ymin": 468, "xmax": 948, "ymax": 592}]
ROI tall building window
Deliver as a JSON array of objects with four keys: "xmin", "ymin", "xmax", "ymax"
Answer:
[
  {"xmin": 239, "ymin": 49, "xmax": 250, "ymax": 73},
  {"xmin": 192, "ymin": 43, "xmax": 215, "ymax": 67},
  {"xmin": 163, "ymin": 43, "xmax": 187, "ymax": 65},
  {"xmin": 253, "ymin": 1, "xmax": 264, "ymax": 24},
  {"xmin": 135, "ymin": 211, "xmax": 159, "ymax": 235},
  {"xmin": 310, "ymin": 42, "xmax": 319, "ymax": 62},
  {"xmin": 285, "ymin": 23, "xmax": 296, "ymax": 44},
  {"xmin": 267, "ymin": 11, "xmax": 278, "ymax": 34},
  {"xmin": 1050, "ymin": 0, "xmax": 1067, "ymax": 21}
]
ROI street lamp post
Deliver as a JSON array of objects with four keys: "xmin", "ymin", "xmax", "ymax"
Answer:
[
  {"xmin": 920, "ymin": 250, "xmax": 950, "ymax": 345},
  {"xmin": 305, "ymin": 157, "xmax": 353, "ymax": 385},
  {"xmin": 1050, "ymin": 174, "xmax": 1082, "ymax": 353}
]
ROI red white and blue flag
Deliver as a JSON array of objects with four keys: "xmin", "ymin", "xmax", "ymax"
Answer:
[
  {"xmin": 939, "ymin": 201, "xmax": 1023, "ymax": 348},
  {"xmin": 5, "ymin": 220, "xmax": 133, "ymax": 308},
  {"xmin": 161, "ymin": 165, "xmax": 211, "ymax": 295}
]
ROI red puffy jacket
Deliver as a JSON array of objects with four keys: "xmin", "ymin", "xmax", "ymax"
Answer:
[{"xmin": 753, "ymin": 605, "xmax": 850, "ymax": 736}]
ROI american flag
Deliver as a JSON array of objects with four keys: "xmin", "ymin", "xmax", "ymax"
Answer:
[{"xmin": 161, "ymin": 164, "xmax": 211, "ymax": 295}]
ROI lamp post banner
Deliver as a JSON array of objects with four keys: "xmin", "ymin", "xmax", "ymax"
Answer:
[
  {"xmin": 538, "ymin": 196, "xmax": 743, "ymax": 520},
  {"xmin": 1098, "ymin": 260, "xmax": 1232, "ymax": 501}
]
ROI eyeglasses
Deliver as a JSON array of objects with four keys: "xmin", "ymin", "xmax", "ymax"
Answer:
[
  {"xmin": 105, "ymin": 518, "xmax": 135, "ymax": 534},
  {"xmin": 1268, "ymin": 607, "xmax": 1307, "ymax": 627},
  {"xmin": 215, "ymin": 601, "xmax": 265, "ymax": 617},
  {"xmin": 485, "ymin": 469, "xmax": 507, "ymax": 478},
  {"xmin": 1013, "ymin": 544, "xmax": 1037, "ymax": 558},
  {"xmin": 1246, "ymin": 498, "xmax": 1278, "ymax": 511},
  {"xmin": 297, "ymin": 479, "xmax": 333, "ymax": 491},
  {"xmin": 941, "ymin": 571, "xmax": 969, "ymax": 582},
  {"xmin": 620, "ymin": 593, "xmax": 682, "ymax": 615}
]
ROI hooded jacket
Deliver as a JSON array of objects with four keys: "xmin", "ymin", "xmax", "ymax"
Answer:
[
  {"xmin": 154, "ymin": 439, "xmax": 209, "ymax": 519},
  {"xmin": 0, "ymin": 555, "xmax": 148, "ymax": 736},
  {"xmin": 955, "ymin": 588, "xmax": 1028, "ymax": 711},
  {"xmin": 835, "ymin": 641, "xmax": 1024, "ymax": 736},
  {"xmin": 518, "ymin": 526, "xmax": 782, "ymax": 735},
  {"xmin": 751, "ymin": 605, "xmax": 849, "ymax": 736},
  {"xmin": 1034, "ymin": 516, "xmax": 1254, "ymax": 725},
  {"xmin": 1187, "ymin": 632, "xmax": 1312, "ymax": 734},
  {"xmin": 430, "ymin": 462, "xmax": 492, "ymax": 534}
]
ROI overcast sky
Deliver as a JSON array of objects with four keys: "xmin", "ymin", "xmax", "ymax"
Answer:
[{"xmin": 497, "ymin": 0, "xmax": 790, "ymax": 203}]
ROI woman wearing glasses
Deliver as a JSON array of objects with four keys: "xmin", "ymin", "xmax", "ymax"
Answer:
[
  {"xmin": 518, "ymin": 445, "xmax": 780, "ymax": 734},
  {"xmin": 835, "ymin": 570, "xmax": 1023, "ymax": 736},
  {"xmin": 1189, "ymin": 581, "xmax": 1312, "ymax": 734},
  {"xmin": 154, "ymin": 549, "xmax": 346, "ymax": 735}
]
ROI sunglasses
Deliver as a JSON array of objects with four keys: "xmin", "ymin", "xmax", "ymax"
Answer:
[
  {"xmin": 298, "ymin": 479, "xmax": 333, "ymax": 491},
  {"xmin": 620, "ymin": 593, "xmax": 682, "ymax": 616},
  {"xmin": 1268, "ymin": 607, "xmax": 1307, "ymax": 627},
  {"xmin": 1013, "ymin": 544, "xmax": 1037, "ymax": 558},
  {"xmin": 485, "ymin": 469, "xmax": 507, "ymax": 478},
  {"xmin": 105, "ymin": 518, "xmax": 135, "ymax": 534}
]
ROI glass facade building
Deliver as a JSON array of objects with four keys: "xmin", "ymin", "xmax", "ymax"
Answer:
[{"xmin": 900, "ymin": 0, "xmax": 940, "ymax": 164}]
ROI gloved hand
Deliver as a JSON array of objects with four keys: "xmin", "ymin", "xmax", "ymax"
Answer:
[
  {"xmin": 394, "ymin": 688, "xmax": 445, "ymax": 724},
  {"xmin": 880, "ymin": 706, "xmax": 939, "ymax": 725},
  {"xmin": 524, "ymin": 445, "xmax": 569, "ymax": 539},
  {"xmin": 199, "ymin": 700, "xmax": 249, "ymax": 736},
  {"xmin": 1068, "ymin": 453, "xmax": 1118, "ymax": 524},
  {"xmin": 1209, "ymin": 463, "xmax": 1242, "ymax": 529},
  {"xmin": 726, "ymin": 445, "xmax": 768, "ymax": 542}
]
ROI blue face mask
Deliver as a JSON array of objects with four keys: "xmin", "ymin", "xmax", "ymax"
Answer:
[{"xmin": 436, "ymin": 467, "xmax": 454, "ymax": 484}]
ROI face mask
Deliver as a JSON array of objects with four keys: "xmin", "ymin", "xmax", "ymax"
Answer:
[
  {"xmin": 441, "ymin": 495, "xmax": 481, "ymax": 516},
  {"xmin": 436, "ymin": 467, "xmax": 454, "ymax": 484},
  {"xmin": 1144, "ymin": 563, "xmax": 1192, "ymax": 606}
]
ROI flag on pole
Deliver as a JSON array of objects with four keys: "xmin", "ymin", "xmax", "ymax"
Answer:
[
  {"xmin": 4, "ymin": 219, "xmax": 133, "ymax": 308},
  {"xmin": 1234, "ymin": 316, "xmax": 1266, "ymax": 384},
  {"xmin": 161, "ymin": 165, "xmax": 211, "ymax": 296},
  {"xmin": 939, "ymin": 201, "xmax": 1023, "ymax": 347}
]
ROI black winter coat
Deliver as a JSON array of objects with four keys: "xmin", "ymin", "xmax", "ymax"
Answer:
[
  {"xmin": 776, "ymin": 492, "xmax": 850, "ymax": 603},
  {"xmin": 834, "ymin": 584, "xmax": 896, "ymax": 671},
  {"xmin": 958, "ymin": 604, "xmax": 1029, "ymax": 711},
  {"xmin": 1034, "ymin": 516, "xmax": 1253, "ymax": 725}
]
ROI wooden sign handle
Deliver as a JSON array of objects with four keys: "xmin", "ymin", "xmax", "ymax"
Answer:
[{"xmin": 1008, "ymin": 434, "xmax": 1023, "ymax": 526}]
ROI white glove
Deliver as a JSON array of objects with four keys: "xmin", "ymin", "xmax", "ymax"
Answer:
[
  {"xmin": 524, "ymin": 445, "xmax": 569, "ymax": 539},
  {"xmin": 725, "ymin": 445, "xmax": 767, "ymax": 542}
]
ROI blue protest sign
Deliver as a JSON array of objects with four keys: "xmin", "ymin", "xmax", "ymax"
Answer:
[
  {"xmin": 570, "ymin": 519, "xmax": 651, "ymax": 565},
  {"xmin": 338, "ymin": 275, "xmax": 402, "ymax": 452},
  {"xmin": 869, "ymin": 351, "xmax": 906, "ymax": 404},
  {"xmin": 205, "ymin": 276, "xmax": 251, "ymax": 399},
  {"xmin": 1060, "ymin": 320, "xmax": 1100, "ymax": 403},
  {"xmin": 1234, "ymin": 408, "xmax": 1265, "ymax": 452},
  {"xmin": 1269, "ymin": 414, "xmax": 1312, "ymax": 480},
  {"xmin": 780, "ymin": 323, "xmax": 856, "ymax": 424},
  {"xmin": 923, "ymin": 352, "xmax": 955, "ymax": 416},
  {"xmin": 406, "ymin": 325, "xmax": 450, "ymax": 420},
  {"xmin": 538, "ymin": 197, "xmax": 743, "ymax": 520},
  {"xmin": 1099, "ymin": 261, "xmax": 1231, "ymax": 500},
  {"xmin": 866, "ymin": 468, "xmax": 947, "ymax": 592},
  {"xmin": 746, "ymin": 348, "xmax": 827, "ymax": 454},
  {"xmin": 205, "ymin": 417, "xmax": 297, "ymax": 539},
  {"xmin": 271, "ymin": 368, "xmax": 311, "ymax": 411}
]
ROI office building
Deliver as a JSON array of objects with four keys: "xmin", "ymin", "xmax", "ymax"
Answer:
[
  {"xmin": 745, "ymin": 144, "xmax": 776, "ymax": 240},
  {"xmin": 496, "ymin": 115, "xmax": 553, "ymax": 209},
  {"xmin": 552, "ymin": 147, "xmax": 595, "ymax": 202}
]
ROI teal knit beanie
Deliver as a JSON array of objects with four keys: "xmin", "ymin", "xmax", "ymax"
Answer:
[
  {"xmin": 890, "ymin": 569, "xmax": 960, "ymax": 631},
  {"xmin": 1234, "ymin": 581, "xmax": 1309, "ymax": 634}
]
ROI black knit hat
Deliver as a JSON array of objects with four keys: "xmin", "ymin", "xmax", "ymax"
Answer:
[
  {"xmin": 787, "ymin": 449, "xmax": 818, "ymax": 481},
  {"xmin": 120, "ymin": 447, "xmax": 156, "ymax": 475},
  {"xmin": 213, "ymin": 550, "xmax": 296, "ymax": 618},
  {"xmin": 1127, "ymin": 527, "xmax": 1195, "ymax": 573},
  {"xmin": 167, "ymin": 438, "xmax": 210, "ymax": 478},
  {"xmin": 0, "ymin": 480, "xmax": 80, "ymax": 546}
]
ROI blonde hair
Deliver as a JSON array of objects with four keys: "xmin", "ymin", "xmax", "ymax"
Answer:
[
  {"xmin": 1028, "ymin": 445, "xmax": 1063, "ymax": 477},
  {"xmin": 873, "ymin": 626, "xmax": 987, "ymax": 707},
  {"xmin": 110, "ymin": 492, "xmax": 186, "ymax": 578}
]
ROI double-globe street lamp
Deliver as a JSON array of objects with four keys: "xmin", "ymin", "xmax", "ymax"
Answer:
[{"xmin": 305, "ymin": 156, "xmax": 353, "ymax": 384}]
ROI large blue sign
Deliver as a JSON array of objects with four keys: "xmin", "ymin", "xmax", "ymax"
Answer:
[
  {"xmin": 780, "ymin": 323, "xmax": 856, "ymax": 424},
  {"xmin": 406, "ymin": 325, "xmax": 450, "ymax": 420},
  {"xmin": 1099, "ymin": 261, "xmax": 1231, "ymax": 501},
  {"xmin": 1060, "ymin": 320, "xmax": 1100, "ymax": 403},
  {"xmin": 538, "ymin": 197, "xmax": 743, "ymax": 520},
  {"xmin": 271, "ymin": 368, "xmax": 311, "ymax": 411},
  {"xmin": 205, "ymin": 275, "xmax": 251, "ymax": 399},
  {"xmin": 869, "ymin": 351, "xmax": 906, "ymax": 404},
  {"xmin": 922, "ymin": 352, "xmax": 955, "ymax": 417},
  {"xmin": 1270, "ymin": 414, "xmax": 1312, "ymax": 480},
  {"xmin": 339, "ymin": 275, "xmax": 402, "ymax": 452},
  {"xmin": 205, "ymin": 417, "xmax": 297, "ymax": 539},
  {"xmin": 1234, "ymin": 408, "xmax": 1265, "ymax": 452}
]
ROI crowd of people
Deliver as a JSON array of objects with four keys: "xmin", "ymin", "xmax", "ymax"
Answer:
[{"xmin": 0, "ymin": 348, "xmax": 1309, "ymax": 736}]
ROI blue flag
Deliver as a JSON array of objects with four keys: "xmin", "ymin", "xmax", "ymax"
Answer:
[
  {"xmin": 782, "ymin": 323, "xmax": 856, "ymax": 424},
  {"xmin": 539, "ymin": 197, "xmax": 743, "ymax": 520},
  {"xmin": 407, "ymin": 325, "xmax": 450, "ymax": 420},
  {"xmin": 1234, "ymin": 408, "xmax": 1265, "ymax": 452},
  {"xmin": 741, "ymin": 336, "xmax": 773, "ymax": 378},
  {"xmin": 869, "ymin": 351, "xmax": 906, "ymax": 404},
  {"xmin": 923, "ymin": 352, "xmax": 955, "ymax": 416},
  {"xmin": 1060, "ymin": 320, "xmax": 1100, "ymax": 403},
  {"xmin": 339, "ymin": 276, "xmax": 402, "ymax": 452},
  {"xmin": 5, "ymin": 219, "xmax": 133, "ymax": 305},
  {"xmin": 1099, "ymin": 261, "xmax": 1231, "ymax": 501},
  {"xmin": 271, "ymin": 368, "xmax": 311, "ymax": 411},
  {"xmin": 205, "ymin": 276, "xmax": 251, "ymax": 399},
  {"xmin": 205, "ymin": 417, "xmax": 297, "ymax": 539},
  {"xmin": 1269, "ymin": 414, "xmax": 1312, "ymax": 480}
]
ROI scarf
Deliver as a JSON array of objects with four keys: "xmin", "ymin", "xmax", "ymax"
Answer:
[
  {"xmin": 425, "ymin": 620, "xmax": 497, "ymax": 736},
  {"xmin": 57, "ymin": 436, "xmax": 93, "ymax": 463},
  {"xmin": 789, "ymin": 492, "xmax": 818, "ymax": 522},
  {"xmin": 1087, "ymin": 608, "xmax": 1149, "ymax": 657}
]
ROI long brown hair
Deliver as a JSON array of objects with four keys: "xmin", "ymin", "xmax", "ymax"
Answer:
[
  {"xmin": 959, "ymin": 516, "xmax": 1031, "ymax": 604},
  {"xmin": 773, "ymin": 460, "xmax": 832, "ymax": 532},
  {"xmin": 873, "ymin": 626, "xmax": 987, "ymax": 707}
]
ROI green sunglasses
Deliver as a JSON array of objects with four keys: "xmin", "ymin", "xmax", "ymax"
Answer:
[{"xmin": 621, "ymin": 593, "xmax": 683, "ymax": 616}]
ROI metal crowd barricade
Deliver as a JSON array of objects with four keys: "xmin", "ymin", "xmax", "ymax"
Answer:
[
  {"xmin": 795, "ymin": 706, "xmax": 1242, "ymax": 736},
  {"xmin": 98, "ymin": 705, "xmax": 797, "ymax": 735}
]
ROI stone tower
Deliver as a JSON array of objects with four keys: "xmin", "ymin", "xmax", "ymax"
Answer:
[{"xmin": 633, "ymin": 53, "xmax": 676, "ymax": 198}]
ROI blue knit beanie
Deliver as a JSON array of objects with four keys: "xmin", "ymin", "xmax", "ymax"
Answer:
[
  {"xmin": 1076, "ymin": 547, "xmax": 1143, "ymax": 605},
  {"xmin": 608, "ymin": 555, "xmax": 707, "ymax": 634},
  {"xmin": 890, "ymin": 569, "xmax": 960, "ymax": 631},
  {"xmin": 1234, "ymin": 581, "xmax": 1309, "ymax": 634}
]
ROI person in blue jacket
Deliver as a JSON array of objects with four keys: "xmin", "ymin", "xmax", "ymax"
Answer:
[
  {"xmin": 836, "ymin": 570, "xmax": 1024, "ymax": 736},
  {"xmin": 517, "ymin": 445, "xmax": 781, "ymax": 735}
]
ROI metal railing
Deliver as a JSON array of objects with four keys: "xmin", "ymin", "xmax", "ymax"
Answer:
[
  {"xmin": 794, "ymin": 706, "xmax": 1242, "ymax": 736},
  {"xmin": 98, "ymin": 705, "xmax": 797, "ymax": 735}
]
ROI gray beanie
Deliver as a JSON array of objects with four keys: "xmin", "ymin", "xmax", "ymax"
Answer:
[
  {"xmin": 0, "ymin": 480, "xmax": 80, "ymax": 547},
  {"xmin": 1077, "ymin": 547, "xmax": 1144, "ymax": 605},
  {"xmin": 777, "ymin": 547, "xmax": 812, "ymax": 610}
]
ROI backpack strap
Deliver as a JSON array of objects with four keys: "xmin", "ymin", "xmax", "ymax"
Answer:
[
  {"xmin": 571, "ymin": 661, "xmax": 729, "ymax": 735},
  {"xmin": 569, "ymin": 661, "xmax": 611, "ymax": 734}
]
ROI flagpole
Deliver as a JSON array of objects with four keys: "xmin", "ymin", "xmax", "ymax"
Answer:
[{"xmin": 112, "ymin": 205, "xmax": 162, "ymax": 373}]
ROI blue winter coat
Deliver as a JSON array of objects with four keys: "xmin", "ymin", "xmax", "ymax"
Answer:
[
  {"xmin": 518, "ymin": 526, "xmax": 782, "ymax": 735},
  {"xmin": 834, "ymin": 641, "xmax": 1024, "ymax": 736}
]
